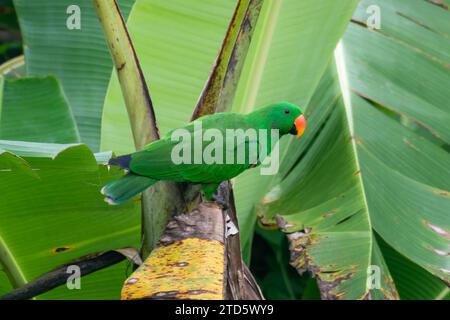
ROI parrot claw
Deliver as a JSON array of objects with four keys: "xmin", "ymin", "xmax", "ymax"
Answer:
[{"xmin": 211, "ymin": 193, "xmax": 229, "ymax": 210}]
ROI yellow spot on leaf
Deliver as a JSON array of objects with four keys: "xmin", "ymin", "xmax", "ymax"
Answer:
[{"xmin": 121, "ymin": 238, "xmax": 224, "ymax": 300}]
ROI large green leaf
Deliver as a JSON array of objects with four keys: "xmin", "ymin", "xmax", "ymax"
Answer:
[
  {"xmin": 0, "ymin": 141, "xmax": 140, "ymax": 299},
  {"xmin": 231, "ymin": 0, "xmax": 360, "ymax": 252},
  {"xmin": 13, "ymin": 0, "xmax": 135, "ymax": 150},
  {"xmin": 260, "ymin": 0, "xmax": 450, "ymax": 299},
  {"xmin": 377, "ymin": 235, "xmax": 449, "ymax": 300},
  {"xmin": 0, "ymin": 69, "xmax": 135, "ymax": 300},
  {"xmin": 349, "ymin": 0, "xmax": 450, "ymax": 144},
  {"xmin": 0, "ymin": 1, "xmax": 140, "ymax": 298},
  {"xmin": 0, "ymin": 76, "xmax": 79, "ymax": 143},
  {"xmin": 263, "ymin": 65, "xmax": 399, "ymax": 299}
]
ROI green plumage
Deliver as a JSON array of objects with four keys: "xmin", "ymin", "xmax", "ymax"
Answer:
[
  {"xmin": 102, "ymin": 102, "xmax": 303, "ymax": 204},
  {"xmin": 102, "ymin": 174, "xmax": 156, "ymax": 205}
]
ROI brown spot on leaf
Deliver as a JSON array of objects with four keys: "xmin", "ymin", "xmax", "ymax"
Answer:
[
  {"xmin": 427, "ymin": 0, "xmax": 448, "ymax": 9},
  {"xmin": 117, "ymin": 62, "xmax": 126, "ymax": 71},
  {"xmin": 257, "ymin": 215, "xmax": 279, "ymax": 230},
  {"xmin": 317, "ymin": 272, "xmax": 354, "ymax": 300},
  {"xmin": 351, "ymin": 18, "xmax": 368, "ymax": 28},
  {"xmin": 169, "ymin": 262, "xmax": 189, "ymax": 267},
  {"xmin": 433, "ymin": 190, "xmax": 450, "ymax": 197},
  {"xmin": 52, "ymin": 246, "xmax": 71, "ymax": 253},
  {"xmin": 322, "ymin": 210, "xmax": 337, "ymax": 218},
  {"xmin": 275, "ymin": 215, "xmax": 296, "ymax": 231},
  {"xmin": 350, "ymin": 135, "xmax": 361, "ymax": 145},
  {"xmin": 286, "ymin": 231, "xmax": 386, "ymax": 299},
  {"xmin": 287, "ymin": 231, "xmax": 311, "ymax": 275},
  {"xmin": 424, "ymin": 221, "xmax": 450, "ymax": 240},
  {"xmin": 403, "ymin": 138, "xmax": 419, "ymax": 150}
]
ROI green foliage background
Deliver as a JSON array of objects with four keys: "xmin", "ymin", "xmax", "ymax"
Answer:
[{"xmin": 0, "ymin": 0, "xmax": 448, "ymax": 300}]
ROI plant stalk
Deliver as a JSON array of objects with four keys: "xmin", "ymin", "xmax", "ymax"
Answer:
[{"xmin": 93, "ymin": 0, "xmax": 184, "ymax": 257}]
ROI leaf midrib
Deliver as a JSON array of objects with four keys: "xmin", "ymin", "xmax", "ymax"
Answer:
[
  {"xmin": 334, "ymin": 41, "xmax": 374, "ymax": 295},
  {"xmin": 0, "ymin": 233, "xmax": 27, "ymax": 288}
]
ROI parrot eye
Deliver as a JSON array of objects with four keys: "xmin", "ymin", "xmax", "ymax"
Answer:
[{"xmin": 284, "ymin": 109, "xmax": 290, "ymax": 114}]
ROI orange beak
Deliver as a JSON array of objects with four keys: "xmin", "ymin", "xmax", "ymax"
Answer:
[{"xmin": 294, "ymin": 114, "xmax": 306, "ymax": 139}]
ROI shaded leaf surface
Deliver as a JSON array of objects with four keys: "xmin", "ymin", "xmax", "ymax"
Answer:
[
  {"xmin": 13, "ymin": 0, "xmax": 135, "ymax": 150},
  {"xmin": 0, "ymin": 76, "xmax": 79, "ymax": 143},
  {"xmin": 261, "ymin": 0, "xmax": 450, "ymax": 299},
  {"xmin": 0, "ymin": 142, "xmax": 140, "ymax": 299}
]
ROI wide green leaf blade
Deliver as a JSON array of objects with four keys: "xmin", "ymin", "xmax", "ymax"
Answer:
[
  {"xmin": 13, "ymin": 0, "xmax": 135, "ymax": 150},
  {"xmin": 263, "ymin": 64, "xmax": 399, "ymax": 300},
  {"xmin": 344, "ymin": 39, "xmax": 449, "ymax": 144},
  {"xmin": 0, "ymin": 142, "xmax": 140, "ymax": 299},
  {"xmin": 377, "ymin": 235, "xmax": 450, "ymax": 300},
  {"xmin": 262, "ymin": 0, "xmax": 450, "ymax": 298},
  {"xmin": 0, "ymin": 76, "xmax": 79, "ymax": 143}
]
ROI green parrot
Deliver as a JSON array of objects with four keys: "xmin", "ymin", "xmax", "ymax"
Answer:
[{"xmin": 102, "ymin": 102, "xmax": 306, "ymax": 205}]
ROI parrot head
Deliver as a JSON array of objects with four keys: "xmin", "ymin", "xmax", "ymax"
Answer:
[{"xmin": 251, "ymin": 102, "xmax": 306, "ymax": 139}]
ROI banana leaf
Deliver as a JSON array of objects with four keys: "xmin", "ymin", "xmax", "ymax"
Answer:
[
  {"xmin": 13, "ymin": 0, "xmax": 135, "ymax": 150},
  {"xmin": 0, "ymin": 141, "xmax": 140, "ymax": 299},
  {"xmin": 260, "ymin": 0, "xmax": 450, "ymax": 299},
  {"xmin": 0, "ymin": 76, "xmax": 79, "ymax": 143}
]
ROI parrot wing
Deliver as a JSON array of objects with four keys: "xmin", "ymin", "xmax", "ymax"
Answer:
[{"xmin": 128, "ymin": 113, "xmax": 260, "ymax": 183}]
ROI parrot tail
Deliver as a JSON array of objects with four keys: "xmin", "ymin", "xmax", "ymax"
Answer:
[
  {"xmin": 108, "ymin": 154, "xmax": 132, "ymax": 170},
  {"xmin": 101, "ymin": 173, "xmax": 156, "ymax": 205}
]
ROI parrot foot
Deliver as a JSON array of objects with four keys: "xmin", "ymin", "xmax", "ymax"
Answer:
[
  {"xmin": 212, "ymin": 193, "xmax": 229, "ymax": 211},
  {"xmin": 201, "ymin": 182, "xmax": 229, "ymax": 210}
]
